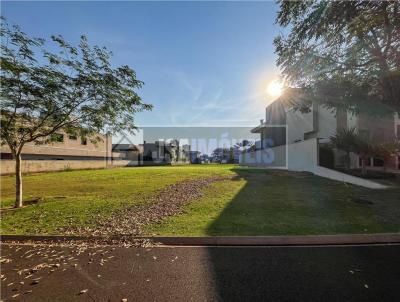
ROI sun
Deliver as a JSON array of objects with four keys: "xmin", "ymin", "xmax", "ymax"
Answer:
[{"xmin": 266, "ymin": 81, "xmax": 283, "ymax": 97}]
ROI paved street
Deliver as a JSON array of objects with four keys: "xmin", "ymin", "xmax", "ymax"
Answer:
[{"xmin": 1, "ymin": 243, "xmax": 400, "ymax": 301}]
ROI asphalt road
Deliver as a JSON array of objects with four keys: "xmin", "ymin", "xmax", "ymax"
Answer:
[{"xmin": 1, "ymin": 243, "xmax": 399, "ymax": 302}]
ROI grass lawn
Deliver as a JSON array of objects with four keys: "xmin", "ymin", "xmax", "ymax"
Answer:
[
  {"xmin": 145, "ymin": 168, "xmax": 400, "ymax": 236},
  {"xmin": 1, "ymin": 165, "xmax": 399, "ymax": 235},
  {"xmin": 0, "ymin": 165, "xmax": 235, "ymax": 234}
]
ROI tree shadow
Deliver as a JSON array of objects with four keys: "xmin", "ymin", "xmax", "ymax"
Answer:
[
  {"xmin": 204, "ymin": 244, "xmax": 400, "ymax": 301},
  {"xmin": 203, "ymin": 167, "xmax": 400, "ymax": 301}
]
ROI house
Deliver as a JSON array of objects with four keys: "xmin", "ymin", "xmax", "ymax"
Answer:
[
  {"xmin": 0, "ymin": 131, "xmax": 113, "ymax": 174},
  {"xmin": 188, "ymin": 151, "xmax": 201, "ymax": 164},
  {"xmin": 240, "ymin": 94, "xmax": 399, "ymax": 188},
  {"xmin": 141, "ymin": 139, "xmax": 190, "ymax": 165},
  {"xmin": 0, "ymin": 131, "xmax": 112, "ymax": 161},
  {"xmin": 112, "ymin": 143, "xmax": 143, "ymax": 164}
]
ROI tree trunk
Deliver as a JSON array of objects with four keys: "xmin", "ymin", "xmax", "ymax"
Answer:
[
  {"xmin": 361, "ymin": 158, "xmax": 367, "ymax": 177},
  {"xmin": 346, "ymin": 151, "xmax": 351, "ymax": 170},
  {"xmin": 15, "ymin": 152, "xmax": 23, "ymax": 208}
]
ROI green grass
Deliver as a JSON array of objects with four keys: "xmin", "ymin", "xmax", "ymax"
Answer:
[
  {"xmin": 145, "ymin": 168, "xmax": 400, "ymax": 236},
  {"xmin": 0, "ymin": 165, "xmax": 235, "ymax": 234},
  {"xmin": 1, "ymin": 165, "xmax": 399, "ymax": 236}
]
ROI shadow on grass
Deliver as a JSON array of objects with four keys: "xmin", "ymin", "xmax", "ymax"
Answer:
[
  {"xmin": 205, "ymin": 167, "xmax": 400, "ymax": 236},
  {"xmin": 204, "ymin": 168, "xmax": 400, "ymax": 301}
]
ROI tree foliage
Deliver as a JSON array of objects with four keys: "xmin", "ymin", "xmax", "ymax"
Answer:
[
  {"xmin": 275, "ymin": 0, "xmax": 400, "ymax": 115},
  {"xmin": 0, "ymin": 17, "xmax": 152, "ymax": 155},
  {"xmin": 330, "ymin": 127, "xmax": 359, "ymax": 169},
  {"xmin": 0, "ymin": 17, "xmax": 152, "ymax": 207},
  {"xmin": 330, "ymin": 127, "xmax": 399, "ymax": 174}
]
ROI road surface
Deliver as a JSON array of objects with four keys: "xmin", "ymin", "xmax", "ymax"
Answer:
[{"xmin": 1, "ymin": 243, "xmax": 399, "ymax": 301}]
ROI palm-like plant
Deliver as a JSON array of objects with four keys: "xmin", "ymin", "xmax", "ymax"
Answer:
[
  {"xmin": 352, "ymin": 136, "xmax": 375, "ymax": 176},
  {"xmin": 330, "ymin": 127, "xmax": 358, "ymax": 169},
  {"xmin": 331, "ymin": 128, "xmax": 399, "ymax": 176}
]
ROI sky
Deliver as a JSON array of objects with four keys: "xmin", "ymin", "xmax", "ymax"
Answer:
[{"xmin": 2, "ymin": 1, "xmax": 284, "ymax": 129}]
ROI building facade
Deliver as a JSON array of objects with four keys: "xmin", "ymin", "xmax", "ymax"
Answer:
[
  {"xmin": 0, "ymin": 131, "xmax": 113, "ymax": 174},
  {"xmin": 242, "ymin": 97, "xmax": 400, "ymax": 173}
]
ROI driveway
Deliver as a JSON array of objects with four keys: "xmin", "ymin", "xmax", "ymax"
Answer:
[{"xmin": 1, "ymin": 243, "xmax": 399, "ymax": 301}]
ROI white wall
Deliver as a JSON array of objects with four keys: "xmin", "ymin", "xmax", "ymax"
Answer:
[
  {"xmin": 347, "ymin": 111, "xmax": 358, "ymax": 129},
  {"xmin": 286, "ymin": 110, "xmax": 314, "ymax": 143},
  {"xmin": 239, "ymin": 139, "xmax": 318, "ymax": 171},
  {"xmin": 285, "ymin": 104, "xmax": 337, "ymax": 144},
  {"xmin": 316, "ymin": 106, "xmax": 337, "ymax": 139},
  {"xmin": 239, "ymin": 145, "xmax": 286, "ymax": 168},
  {"xmin": 287, "ymin": 138, "xmax": 318, "ymax": 172}
]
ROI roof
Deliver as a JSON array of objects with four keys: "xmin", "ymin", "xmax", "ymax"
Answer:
[
  {"xmin": 251, "ymin": 123, "xmax": 266, "ymax": 134},
  {"xmin": 251, "ymin": 98, "xmax": 287, "ymax": 133},
  {"xmin": 112, "ymin": 144, "xmax": 140, "ymax": 152}
]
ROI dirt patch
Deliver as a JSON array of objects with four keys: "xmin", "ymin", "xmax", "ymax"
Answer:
[{"xmin": 63, "ymin": 176, "xmax": 229, "ymax": 236}]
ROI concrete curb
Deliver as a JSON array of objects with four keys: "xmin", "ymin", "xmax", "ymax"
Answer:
[{"xmin": 1, "ymin": 233, "xmax": 400, "ymax": 246}]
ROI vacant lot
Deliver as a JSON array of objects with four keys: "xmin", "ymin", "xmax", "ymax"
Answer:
[{"xmin": 1, "ymin": 165, "xmax": 399, "ymax": 235}]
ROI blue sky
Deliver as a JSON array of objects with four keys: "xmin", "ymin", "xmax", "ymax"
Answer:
[{"xmin": 2, "ymin": 1, "xmax": 283, "ymax": 127}]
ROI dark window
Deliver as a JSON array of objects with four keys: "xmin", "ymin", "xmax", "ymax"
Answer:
[
  {"xmin": 69, "ymin": 135, "xmax": 77, "ymax": 140},
  {"xmin": 51, "ymin": 133, "xmax": 64, "ymax": 143},
  {"xmin": 373, "ymin": 158, "xmax": 384, "ymax": 167},
  {"xmin": 81, "ymin": 137, "xmax": 87, "ymax": 145}
]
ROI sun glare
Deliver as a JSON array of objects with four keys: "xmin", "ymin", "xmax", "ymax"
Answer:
[{"xmin": 266, "ymin": 81, "xmax": 283, "ymax": 98}]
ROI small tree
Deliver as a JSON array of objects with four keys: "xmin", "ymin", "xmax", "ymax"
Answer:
[
  {"xmin": 330, "ymin": 127, "xmax": 358, "ymax": 169},
  {"xmin": 330, "ymin": 127, "xmax": 376, "ymax": 175},
  {"xmin": 0, "ymin": 18, "xmax": 152, "ymax": 207},
  {"xmin": 352, "ymin": 136, "xmax": 374, "ymax": 176}
]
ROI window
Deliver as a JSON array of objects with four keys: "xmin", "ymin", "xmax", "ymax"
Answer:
[
  {"xmin": 68, "ymin": 135, "xmax": 77, "ymax": 140},
  {"xmin": 50, "ymin": 133, "xmax": 64, "ymax": 143},
  {"xmin": 373, "ymin": 158, "xmax": 384, "ymax": 167},
  {"xmin": 81, "ymin": 137, "xmax": 87, "ymax": 145}
]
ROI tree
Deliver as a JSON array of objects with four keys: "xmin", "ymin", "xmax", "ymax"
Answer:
[
  {"xmin": 352, "ymin": 135, "xmax": 374, "ymax": 176},
  {"xmin": 0, "ymin": 18, "xmax": 152, "ymax": 208},
  {"xmin": 275, "ymin": 1, "xmax": 400, "ymax": 115},
  {"xmin": 211, "ymin": 148, "xmax": 230, "ymax": 162},
  {"xmin": 329, "ymin": 127, "xmax": 399, "ymax": 176},
  {"xmin": 330, "ymin": 127, "xmax": 358, "ymax": 169}
]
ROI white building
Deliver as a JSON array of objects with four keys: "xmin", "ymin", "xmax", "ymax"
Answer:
[{"xmin": 240, "ymin": 95, "xmax": 399, "ymax": 188}]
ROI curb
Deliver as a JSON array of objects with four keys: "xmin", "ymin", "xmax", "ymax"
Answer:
[{"xmin": 1, "ymin": 233, "xmax": 400, "ymax": 246}]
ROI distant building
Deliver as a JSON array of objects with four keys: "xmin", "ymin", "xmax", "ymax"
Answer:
[
  {"xmin": 141, "ymin": 140, "xmax": 190, "ymax": 164},
  {"xmin": 0, "ymin": 131, "xmax": 114, "ymax": 174},
  {"xmin": 111, "ymin": 143, "xmax": 143, "ymax": 166},
  {"xmin": 112, "ymin": 144, "xmax": 142, "ymax": 160},
  {"xmin": 0, "ymin": 131, "xmax": 111, "ymax": 161},
  {"xmin": 188, "ymin": 151, "xmax": 201, "ymax": 164}
]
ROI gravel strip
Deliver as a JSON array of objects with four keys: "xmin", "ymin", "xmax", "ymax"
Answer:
[{"xmin": 63, "ymin": 176, "xmax": 229, "ymax": 236}]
